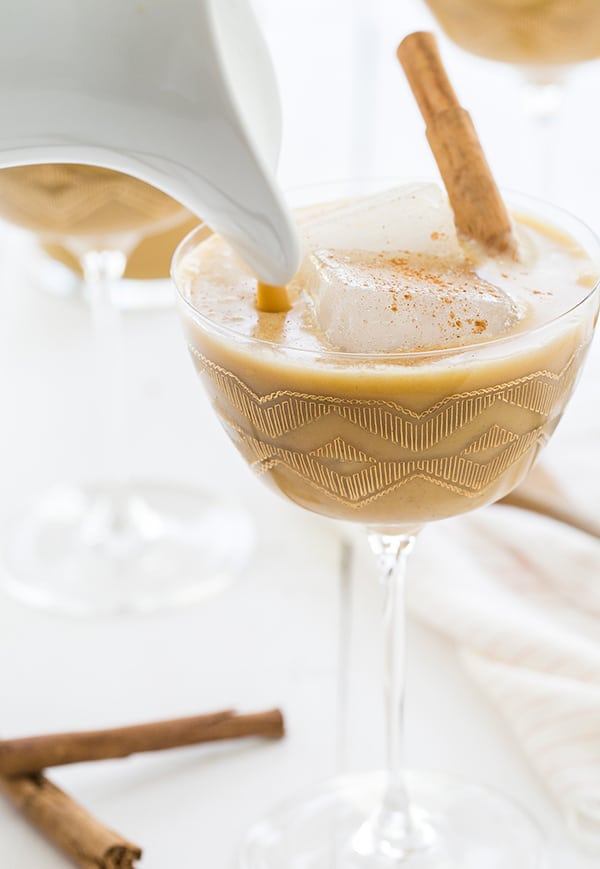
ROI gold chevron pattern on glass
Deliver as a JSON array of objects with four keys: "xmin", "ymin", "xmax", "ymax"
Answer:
[{"xmin": 191, "ymin": 346, "xmax": 579, "ymax": 508}]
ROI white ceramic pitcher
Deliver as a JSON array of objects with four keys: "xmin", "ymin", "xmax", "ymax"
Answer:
[{"xmin": 0, "ymin": 0, "xmax": 300, "ymax": 284}]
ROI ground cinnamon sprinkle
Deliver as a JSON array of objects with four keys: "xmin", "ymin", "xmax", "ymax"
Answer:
[{"xmin": 329, "ymin": 248, "xmax": 508, "ymax": 342}]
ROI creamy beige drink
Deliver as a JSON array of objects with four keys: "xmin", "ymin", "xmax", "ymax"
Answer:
[
  {"xmin": 425, "ymin": 0, "xmax": 600, "ymax": 66},
  {"xmin": 176, "ymin": 183, "xmax": 598, "ymax": 527},
  {"xmin": 0, "ymin": 164, "xmax": 185, "ymax": 241}
]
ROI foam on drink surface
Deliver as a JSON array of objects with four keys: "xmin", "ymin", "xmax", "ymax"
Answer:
[{"xmin": 179, "ymin": 182, "xmax": 595, "ymax": 357}]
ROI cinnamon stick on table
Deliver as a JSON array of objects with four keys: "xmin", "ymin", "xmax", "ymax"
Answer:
[
  {"xmin": 0, "ymin": 773, "xmax": 142, "ymax": 869},
  {"xmin": 397, "ymin": 31, "xmax": 517, "ymax": 255},
  {"xmin": 0, "ymin": 708, "xmax": 285, "ymax": 777}
]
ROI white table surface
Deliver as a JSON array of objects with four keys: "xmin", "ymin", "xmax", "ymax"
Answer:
[{"xmin": 1, "ymin": 1, "xmax": 599, "ymax": 867}]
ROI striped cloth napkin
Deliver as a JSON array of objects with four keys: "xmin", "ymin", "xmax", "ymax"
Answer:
[{"xmin": 408, "ymin": 505, "xmax": 600, "ymax": 849}]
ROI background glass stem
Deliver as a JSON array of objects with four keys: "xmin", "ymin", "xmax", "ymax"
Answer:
[
  {"xmin": 81, "ymin": 248, "xmax": 129, "ymax": 515},
  {"xmin": 520, "ymin": 72, "xmax": 565, "ymax": 199},
  {"xmin": 352, "ymin": 530, "xmax": 422, "ymax": 860}
]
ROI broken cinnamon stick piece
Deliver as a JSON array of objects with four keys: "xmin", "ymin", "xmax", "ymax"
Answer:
[
  {"xmin": 397, "ymin": 31, "xmax": 517, "ymax": 255},
  {"xmin": 0, "ymin": 772, "xmax": 142, "ymax": 869},
  {"xmin": 0, "ymin": 708, "xmax": 285, "ymax": 777}
]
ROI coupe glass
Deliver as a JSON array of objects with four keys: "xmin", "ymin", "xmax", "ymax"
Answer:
[
  {"xmin": 172, "ymin": 180, "xmax": 600, "ymax": 867},
  {"xmin": 0, "ymin": 164, "xmax": 253, "ymax": 615},
  {"xmin": 423, "ymin": 0, "xmax": 600, "ymax": 194}
]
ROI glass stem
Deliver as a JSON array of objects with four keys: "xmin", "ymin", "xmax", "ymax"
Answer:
[
  {"xmin": 81, "ymin": 249, "xmax": 129, "ymax": 526},
  {"xmin": 335, "ymin": 535, "xmax": 354, "ymax": 776},
  {"xmin": 520, "ymin": 72, "xmax": 565, "ymax": 199},
  {"xmin": 352, "ymin": 529, "xmax": 421, "ymax": 861},
  {"xmin": 379, "ymin": 532, "xmax": 414, "ymax": 818}
]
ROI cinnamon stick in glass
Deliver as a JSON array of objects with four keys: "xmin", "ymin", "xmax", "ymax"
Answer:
[
  {"xmin": 0, "ymin": 772, "xmax": 142, "ymax": 869},
  {"xmin": 397, "ymin": 31, "xmax": 517, "ymax": 255},
  {"xmin": 0, "ymin": 708, "xmax": 285, "ymax": 777}
]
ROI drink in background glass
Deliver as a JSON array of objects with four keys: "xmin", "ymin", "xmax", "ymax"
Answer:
[
  {"xmin": 424, "ymin": 0, "xmax": 600, "ymax": 66},
  {"xmin": 173, "ymin": 179, "xmax": 600, "ymax": 867},
  {"xmin": 0, "ymin": 164, "xmax": 185, "ymax": 241},
  {"xmin": 423, "ymin": 1, "xmax": 600, "ymax": 194},
  {"xmin": 0, "ymin": 166, "xmax": 201, "ymax": 307},
  {"xmin": 0, "ymin": 164, "xmax": 253, "ymax": 615}
]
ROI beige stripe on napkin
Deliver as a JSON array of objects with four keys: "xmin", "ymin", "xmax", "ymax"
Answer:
[{"xmin": 408, "ymin": 506, "xmax": 600, "ymax": 848}]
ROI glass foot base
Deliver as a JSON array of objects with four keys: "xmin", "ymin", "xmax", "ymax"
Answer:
[
  {"xmin": 0, "ymin": 482, "xmax": 254, "ymax": 615},
  {"xmin": 241, "ymin": 771, "xmax": 546, "ymax": 868}
]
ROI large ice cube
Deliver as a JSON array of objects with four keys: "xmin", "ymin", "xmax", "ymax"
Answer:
[
  {"xmin": 298, "ymin": 184, "xmax": 463, "ymax": 260},
  {"xmin": 304, "ymin": 249, "xmax": 522, "ymax": 353}
]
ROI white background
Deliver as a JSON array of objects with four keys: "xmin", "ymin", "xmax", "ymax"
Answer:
[{"xmin": 0, "ymin": 0, "xmax": 599, "ymax": 866}]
